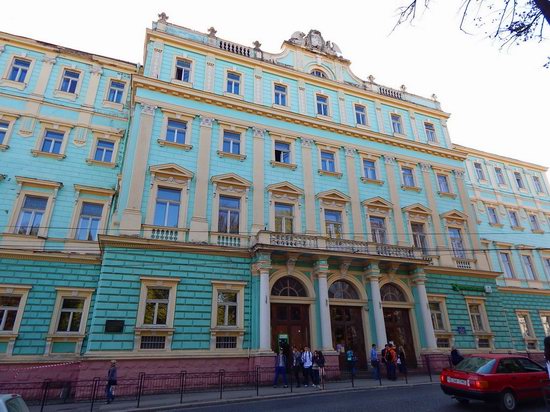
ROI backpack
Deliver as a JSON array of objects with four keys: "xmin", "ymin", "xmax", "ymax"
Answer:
[{"xmin": 384, "ymin": 348, "xmax": 392, "ymax": 363}]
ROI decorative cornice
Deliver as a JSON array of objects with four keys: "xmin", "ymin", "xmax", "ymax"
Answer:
[{"xmin": 0, "ymin": 249, "xmax": 101, "ymax": 264}]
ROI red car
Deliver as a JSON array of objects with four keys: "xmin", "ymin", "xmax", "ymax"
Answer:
[{"xmin": 440, "ymin": 354, "xmax": 548, "ymax": 411}]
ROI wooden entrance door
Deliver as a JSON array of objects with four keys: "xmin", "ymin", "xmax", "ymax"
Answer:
[
  {"xmin": 383, "ymin": 307, "xmax": 417, "ymax": 367},
  {"xmin": 330, "ymin": 305, "xmax": 367, "ymax": 368},
  {"xmin": 271, "ymin": 303, "xmax": 310, "ymax": 353}
]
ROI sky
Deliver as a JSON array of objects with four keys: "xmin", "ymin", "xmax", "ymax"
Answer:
[{"xmin": 1, "ymin": 0, "xmax": 549, "ymax": 173}]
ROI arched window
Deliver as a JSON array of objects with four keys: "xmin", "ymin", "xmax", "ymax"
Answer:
[
  {"xmin": 311, "ymin": 69, "xmax": 327, "ymax": 78},
  {"xmin": 328, "ymin": 280, "xmax": 360, "ymax": 299},
  {"xmin": 271, "ymin": 276, "xmax": 308, "ymax": 297},
  {"xmin": 380, "ymin": 283, "xmax": 406, "ymax": 302}
]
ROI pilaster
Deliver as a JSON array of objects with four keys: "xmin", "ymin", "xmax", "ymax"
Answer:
[
  {"xmin": 365, "ymin": 262, "xmax": 387, "ymax": 348},
  {"xmin": 31, "ymin": 54, "xmax": 56, "ymax": 97},
  {"xmin": 251, "ymin": 127, "xmax": 265, "ymax": 233},
  {"xmin": 412, "ymin": 267, "xmax": 437, "ymax": 350},
  {"xmin": 343, "ymin": 146, "xmax": 363, "ymax": 240},
  {"xmin": 314, "ymin": 258, "xmax": 334, "ymax": 351},
  {"xmin": 383, "ymin": 156, "xmax": 407, "ymax": 245},
  {"xmin": 253, "ymin": 252, "xmax": 272, "ymax": 352},
  {"xmin": 301, "ymin": 138, "xmax": 317, "ymax": 234}
]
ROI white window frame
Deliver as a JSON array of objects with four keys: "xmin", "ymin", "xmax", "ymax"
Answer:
[
  {"xmin": 210, "ymin": 281, "xmax": 246, "ymax": 351},
  {"xmin": 157, "ymin": 110, "xmax": 195, "ymax": 151},
  {"xmin": 498, "ymin": 250, "xmax": 515, "ymax": 278},
  {"xmin": 544, "ymin": 256, "xmax": 550, "ymax": 278},
  {"xmin": 0, "ymin": 113, "xmax": 18, "ymax": 150},
  {"xmin": 269, "ymin": 133, "xmax": 297, "ymax": 169},
  {"xmin": 532, "ymin": 176, "xmax": 545, "ymax": 194},
  {"xmin": 494, "ymin": 167, "xmax": 507, "ymax": 186},
  {"xmin": 487, "ymin": 206, "xmax": 500, "ymax": 226},
  {"xmin": 267, "ymin": 182, "xmax": 303, "ymax": 233},
  {"xmin": 68, "ymin": 185, "xmax": 113, "ymax": 242},
  {"xmin": 210, "ymin": 174, "xmax": 251, "ymax": 239},
  {"xmin": 224, "ymin": 69, "xmax": 244, "ymax": 98},
  {"xmin": 273, "ymin": 82, "xmax": 289, "ymax": 108},
  {"xmin": 436, "ymin": 173, "xmax": 452, "ymax": 194},
  {"xmin": 514, "ymin": 171, "xmax": 526, "ymax": 190},
  {"xmin": 324, "ymin": 208, "xmax": 344, "ymax": 239},
  {"xmin": 369, "ymin": 214, "xmax": 388, "ymax": 244},
  {"xmin": 31, "ymin": 123, "xmax": 72, "ymax": 159},
  {"xmin": 473, "ymin": 162, "xmax": 486, "ymax": 181},
  {"xmin": 516, "ymin": 310, "xmax": 538, "ymax": 349},
  {"xmin": 317, "ymin": 145, "xmax": 342, "ymax": 177},
  {"xmin": 508, "ymin": 209, "xmax": 522, "ymax": 230},
  {"xmin": 54, "ymin": 67, "xmax": 83, "ymax": 100},
  {"xmin": 528, "ymin": 213, "xmax": 542, "ymax": 233},
  {"xmin": 318, "ymin": 191, "xmax": 351, "ymax": 239},
  {"xmin": 0, "ymin": 284, "xmax": 31, "ymax": 356},
  {"xmin": 540, "ymin": 311, "xmax": 550, "ymax": 337},
  {"xmin": 172, "ymin": 56, "xmax": 194, "ymax": 86},
  {"xmin": 315, "ymin": 93, "xmax": 330, "ymax": 118},
  {"xmin": 1, "ymin": 55, "xmax": 35, "ymax": 90},
  {"xmin": 465, "ymin": 298, "xmax": 493, "ymax": 350},
  {"xmin": 354, "ymin": 104, "xmax": 368, "ymax": 127},
  {"xmin": 359, "ymin": 153, "xmax": 383, "ymax": 185},
  {"xmin": 103, "ymin": 77, "xmax": 129, "ymax": 110},
  {"xmin": 427, "ymin": 295, "xmax": 453, "ymax": 348},
  {"xmin": 520, "ymin": 253, "xmax": 538, "ymax": 281},
  {"xmin": 390, "ymin": 112, "xmax": 404, "ymax": 135},
  {"xmin": 274, "ymin": 202, "xmax": 295, "ymax": 234},
  {"xmin": 217, "ymin": 122, "xmax": 247, "ymax": 160},
  {"xmin": 399, "ymin": 163, "xmax": 420, "ymax": 191},
  {"xmin": 424, "ymin": 122, "xmax": 438, "ymax": 143},
  {"xmin": 86, "ymin": 131, "xmax": 122, "ymax": 167}
]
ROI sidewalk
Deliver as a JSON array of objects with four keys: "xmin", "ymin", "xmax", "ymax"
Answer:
[{"xmin": 29, "ymin": 373, "xmax": 439, "ymax": 412}]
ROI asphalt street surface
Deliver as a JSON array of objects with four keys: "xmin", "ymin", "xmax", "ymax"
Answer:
[{"xmin": 173, "ymin": 383, "xmax": 547, "ymax": 412}]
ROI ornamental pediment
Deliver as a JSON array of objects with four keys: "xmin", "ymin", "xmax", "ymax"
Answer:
[
  {"xmin": 361, "ymin": 197, "xmax": 392, "ymax": 209},
  {"xmin": 402, "ymin": 203, "xmax": 432, "ymax": 215},
  {"xmin": 266, "ymin": 181, "xmax": 304, "ymax": 196},
  {"xmin": 316, "ymin": 189, "xmax": 350, "ymax": 203},
  {"xmin": 150, "ymin": 163, "xmax": 194, "ymax": 180},
  {"xmin": 211, "ymin": 173, "xmax": 252, "ymax": 188},
  {"xmin": 440, "ymin": 209, "xmax": 468, "ymax": 221}
]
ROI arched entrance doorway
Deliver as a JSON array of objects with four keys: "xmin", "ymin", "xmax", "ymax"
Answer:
[
  {"xmin": 381, "ymin": 283, "xmax": 417, "ymax": 367},
  {"xmin": 270, "ymin": 276, "xmax": 311, "ymax": 352},
  {"xmin": 329, "ymin": 279, "xmax": 368, "ymax": 369}
]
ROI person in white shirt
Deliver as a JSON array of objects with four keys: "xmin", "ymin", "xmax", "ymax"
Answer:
[{"xmin": 301, "ymin": 346, "xmax": 313, "ymax": 387}]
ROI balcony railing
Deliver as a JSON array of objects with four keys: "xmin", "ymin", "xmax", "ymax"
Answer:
[
  {"xmin": 326, "ymin": 238, "xmax": 369, "ymax": 253},
  {"xmin": 210, "ymin": 232, "xmax": 249, "ymax": 248},
  {"xmin": 270, "ymin": 233, "xmax": 318, "ymax": 249},
  {"xmin": 142, "ymin": 225, "xmax": 187, "ymax": 242}
]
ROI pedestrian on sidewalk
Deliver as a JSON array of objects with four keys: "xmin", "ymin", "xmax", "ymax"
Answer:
[
  {"xmin": 387, "ymin": 343, "xmax": 397, "ymax": 381},
  {"xmin": 544, "ymin": 337, "xmax": 550, "ymax": 378},
  {"xmin": 105, "ymin": 360, "xmax": 117, "ymax": 404},
  {"xmin": 346, "ymin": 347, "xmax": 357, "ymax": 378},
  {"xmin": 273, "ymin": 350, "xmax": 288, "ymax": 388},
  {"xmin": 381, "ymin": 343, "xmax": 390, "ymax": 379},
  {"xmin": 312, "ymin": 350, "xmax": 325, "ymax": 388},
  {"xmin": 370, "ymin": 344, "xmax": 380, "ymax": 380},
  {"xmin": 450, "ymin": 346, "xmax": 464, "ymax": 367},
  {"xmin": 397, "ymin": 346, "xmax": 407, "ymax": 376},
  {"xmin": 291, "ymin": 346, "xmax": 303, "ymax": 387},
  {"xmin": 302, "ymin": 346, "xmax": 313, "ymax": 387}
]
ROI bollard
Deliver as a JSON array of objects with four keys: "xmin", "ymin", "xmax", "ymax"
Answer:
[
  {"xmin": 179, "ymin": 370, "xmax": 187, "ymax": 404},
  {"xmin": 378, "ymin": 365, "xmax": 383, "ymax": 386},
  {"xmin": 40, "ymin": 380, "xmax": 50, "ymax": 412},
  {"xmin": 90, "ymin": 377, "xmax": 100, "ymax": 412},
  {"xmin": 255, "ymin": 366, "xmax": 260, "ymax": 397},
  {"xmin": 136, "ymin": 372, "xmax": 145, "ymax": 408},
  {"xmin": 219, "ymin": 369, "xmax": 225, "ymax": 399},
  {"xmin": 289, "ymin": 365, "xmax": 293, "ymax": 393},
  {"xmin": 351, "ymin": 369, "xmax": 355, "ymax": 388}
]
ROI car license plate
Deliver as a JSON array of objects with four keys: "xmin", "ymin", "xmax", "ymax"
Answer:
[{"xmin": 447, "ymin": 377, "xmax": 467, "ymax": 385}]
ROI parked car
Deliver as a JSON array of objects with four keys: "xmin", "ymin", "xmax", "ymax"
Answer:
[
  {"xmin": 440, "ymin": 354, "xmax": 548, "ymax": 411},
  {"xmin": 0, "ymin": 394, "xmax": 29, "ymax": 412}
]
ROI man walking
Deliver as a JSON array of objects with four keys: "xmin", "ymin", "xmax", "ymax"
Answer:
[
  {"xmin": 370, "ymin": 344, "xmax": 380, "ymax": 380},
  {"xmin": 106, "ymin": 360, "xmax": 117, "ymax": 404},
  {"xmin": 291, "ymin": 347, "xmax": 303, "ymax": 387},
  {"xmin": 273, "ymin": 350, "xmax": 288, "ymax": 388},
  {"xmin": 301, "ymin": 346, "xmax": 313, "ymax": 387}
]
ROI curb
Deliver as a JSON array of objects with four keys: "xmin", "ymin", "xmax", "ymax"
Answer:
[{"xmin": 119, "ymin": 380, "xmax": 438, "ymax": 412}]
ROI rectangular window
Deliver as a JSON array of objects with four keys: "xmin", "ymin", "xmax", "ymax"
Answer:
[
  {"xmin": 320, "ymin": 151, "xmax": 336, "ymax": 172},
  {"xmin": 437, "ymin": 174, "xmax": 450, "ymax": 193},
  {"xmin": 468, "ymin": 303, "xmax": 487, "ymax": 332},
  {"xmin": 175, "ymin": 59, "xmax": 191, "ymax": 82},
  {"xmin": 166, "ymin": 120, "xmax": 187, "ymax": 144},
  {"xmin": 499, "ymin": 251, "xmax": 515, "ymax": 278},
  {"xmin": 521, "ymin": 255, "xmax": 537, "ymax": 280},
  {"xmin": 541, "ymin": 314, "xmax": 550, "ymax": 336},
  {"xmin": 41, "ymin": 130, "xmax": 64, "ymax": 154},
  {"xmin": 216, "ymin": 291, "xmax": 237, "ymax": 327},
  {"xmin": 0, "ymin": 121, "xmax": 9, "ymax": 145},
  {"xmin": 544, "ymin": 258, "xmax": 550, "ymax": 277},
  {"xmin": 76, "ymin": 202, "xmax": 103, "ymax": 241},
  {"xmin": 391, "ymin": 113, "xmax": 403, "ymax": 134},
  {"xmin": 495, "ymin": 167, "xmax": 506, "ymax": 185},
  {"xmin": 429, "ymin": 302, "xmax": 445, "ymax": 331},
  {"xmin": 474, "ymin": 162, "xmax": 485, "ymax": 181},
  {"xmin": 222, "ymin": 131, "xmax": 241, "ymax": 154},
  {"xmin": 218, "ymin": 196, "xmax": 240, "ymax": 234},
  {"xmin": 514, "ymin": 172, "xmax": 525, "ymax": 189},
  {"xmin": 508, "ymin": 210, "xmax": 520, "ymax": 227},
  {"xmin": 487, "ymin": 207, "xmax": 499, "ymax": 225},
  {"xmin": 140, "ymin": 335, "xmax": 166, "ymax": 349},
  {"xmin": 369, "ymin": 216, "xmax": 387, "ymax": 244},
  {"xmin": 316, "ymin": 95, "xmax": 329, "ymax": 116},
  {"xmin": 424, "ymin": 123, "xmax": 437, "ymax": 142},
  {"xmin": 363, "ymin": 159, "xmax": 377, "ymax": 180},
  {"xmin": 143, "ymin": 288, "xmax": 169, "ymax": 325},
  {"xmin": 15, "ymin": 195, "xmax": 47, "ymax": 236},
  {"xmin": 449, "ymin": 227, "xmax": 466, "ymax": 259},
  {"xmin": 274, "ymin": 84, "xmax": 287, "ymax": 106},
  {"xmin": 274, "ymin": 203, "xmax": 293, "ymax": 233},
  {"xmin": 324, "ymin": 210, "xmax": 342, "ymax": 239},
  {"xmin": 529, "ymin": 214, "xmax": 541, "ymax": 231},
  {"xmin": 533, "ymin": 176, "xmax": 544, "ymax": 193},
  {"xmin": 411, "ymin": 223, "xmax": 428, "ymax": 254},
  {"xmin": 216, "ymin": 336, "xmax": 237, "ymax": 349},
  {"xmin": 93, "ymin": 140, "xmax": 114, "ymax": 163},
  {"xmin": 517, "ymin": 313, "xmax": 535, "ymax": 339},
  {"xmin": 355, "ymin": 105, "xmax": 367, "ymax": 126},
  {"xmin": 274, "ymin": 141, "xmax": 291, "ymax": 163},
  {"xmin": 56, "ymin": 298, "xmax": 85, "ymax": 332},
  {"xmin": 8, "ymin": 58, "xmax": 31, "ymax": 83},
  {"xmin": 0, "ymin": 295, "xmax": 21, "ymax": 331},
  {"xmin": 153, "ymin": 187, "xmax": 181, "ymax": 227},
  {"xmin": 226, "ymin": 72, "xmax": 241, "ymax": 95},
  {"xmin": 60, "ymin": 69, "xmax": 80, "ymax": 94},
  {"xmin": 107, "ymin": 80, "xmax": 125, "ymax": 103},
  {"xmin": 402, "ymin": 167, "xmax": 415, "ymax": 187}
]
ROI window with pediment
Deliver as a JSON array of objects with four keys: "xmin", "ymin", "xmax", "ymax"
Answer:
[
  {"xmin": 380, "ymin": 283, "xmax": 406, "ymax": 302},
  {"xmin": 271, "ymin": 276, "xmax": 307, "ymax": 297},
  {"xmin": 328, "ymin": 280, "xmax": 359, "ymax": 300}
]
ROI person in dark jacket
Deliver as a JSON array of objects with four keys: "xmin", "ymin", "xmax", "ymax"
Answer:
[
  {"xmin": 273, "ymin": 351, "xmax": 288, "ymax": 388},
  {"xmin": 450, "ymin": 347, "xmax": 464, "ymax": 367},
  {"xmin": 544, "ymin": 336, "xmax": 550, "ymax": 378},
  {"xmin": 106, "ymin": 360, "xmax": 117, "ymax": 404},
  {"xmin": 291, "ymin": 347, "xmax": 303, "ymax": 387},
  {"xmin": 312, "ymin": 350, "xmax": 326, "ymax": 388},
  {"xmin": 397, "ymin": 346, "xmax": 407, "ymax": 375}
]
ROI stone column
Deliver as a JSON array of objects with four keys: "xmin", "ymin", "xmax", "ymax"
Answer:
[
  {"xmin": 412, "ymin": 268, "xmax": 437, "ymax": 350},
  {"xmin": 189, "ymin": 117, "xmax": 215, "ymax": 242},
  {"xmin": 255, "ymin": 253, "xmax": 272, "ymax": 352},
  {"xmin": 314, "ymin": 258, "xmax": 334, "ymax": 351},
  {"xmin": 383, "ymin": 156, "xmax": 407, "ymax": 245},
  {"xmin": 365, "ymin": 262, "xmax": 387, "ymax": 348},
  {"xmin": 343, "ymin": 147, "xmax": 363, "ymax": 240},
  {"xmin": 251, "ymin": 127, "xmax": 265, "ymax": 234},
  {"xmin": 301, "ymin": 138, "xmax": 317, "ymax": 234}
]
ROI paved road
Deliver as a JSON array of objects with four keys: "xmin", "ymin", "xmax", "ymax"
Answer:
[{"xmin": 172, "ymin": 384, "xmax": 547, "ymax": 412}]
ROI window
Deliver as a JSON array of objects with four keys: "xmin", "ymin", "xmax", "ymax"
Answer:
[
  {"xmin": 153, "ymin": 188, "xmax": 181, "ymax": 227},
  {"xmin": 499, "ymin": 251, "xmax": 515, "ymax": 278},
  {"xmin": 473, "ymin": 162, "xmax": 485, "ymax": 181},
  {"xmin": 222, "ymin": 131, "xmax": 241, "ymax": 155},
  {"xmin": 370, "ymin": 216, "xmax": 387, "ymax": 244},
  {"xmin": 216, "ymin": 336, "xmax": 237, "ymax": 349},
  {"xmin": 508, "ymin": 210, "xmax": 520, "ymax": 227},
  {"xmin": 363, "ymin": 159, "xmax": 377, "ymax": 180},
  {"xmin": 320, "ymin": 151, "xmax": 336, "ymax": 172},
  {"xmin": 218, "ymin": 196, "xmax": 240, "ymax": 234},
  {"xmin": 217, "ymin": 291, "xmax": 237, "ymax": 327},
  {"xmin": 424, "ymin": 123, "xmax": 437, "ymax": 142},
  {"xmin": 275, "ymin": 203, "xmax": 293, "ymax": 233},
  {"xmin": 8, "ymin": 58, "xmax": 31, "ymax": 83},
  {"xmin": 529, "ymin": 214, "xmax": 541, "ymax": 231},
  {"xmin": 15, "ymin": 195, "xmax": 47, "ymax": 236},
  {"xmin": 495, "ymin": 167, "xmax": 506, "ymax": 185},
  {"xmin": 0, "ymin": 121, "xmax": 9, "ymax": 145},
  {"xmin": 143, "ymin": 288, "xmax": 169, "ymax": 325},
  {"xmin": 316, "ymin": 95, "xmax": 329, "ymax": 116},
  {"xmin": 324, "ymin": 210, "xmax": 342, "ymax": 238},
  {"xmin": 274, "ymin": 84, "xmax": 287, "ymax": 106},
  {"xmin": 166, "ymin": 120, "xmax": 187, "ymax": 144},
  {"xmin": 328, "ymin": 281, "xmax": 360, "ymax": 299},
  {"xmin": 274, "ymin": 142, "xmax": 291, "ymax": 163},
  {"xmin": 541, "ymin": 313, "xmax": 550, "ymax": 336},
  {"xmin": 226, "ymin": 72, "xmax": 241, "ymax": 95},
  {"xmin": 76, "ymin": 202, "xmax": 103, "ymax": 241},
  {"xmin": 533, "ymin": 176, "xmax": 544, "ymax": 193},
  {"xmin": 487, "ymin": 207, "xmax": 499, "ymax": 225},
  {"xmin": 56, "ymin": 298, "xmax": 85, "ymax": 332},
  {"xmin": 401, "ymin": 167, "xmax": 415, "ymax": 187},
  {"xmin": 449, "ymin": 227, "xmax": 466, "ymax": 259},
  {"xmin": 175, "ymin": 59, "xmax": 191, "ymax": 82},
  {"xmin": 468, "ymin": 303, "xmax": 487, "ymax": 332},
  {"xmin": 521, "ymin": 254, "xmax": 537, "ymax": 280},
  {"xmin": 107, "ymin": 80, "xmax": 125, "ymax": 104},
  {"xmin": 514, "ymin": 172, "xmax": 525, "ymax": 189},
  {"xmin": 40, "ymin": 130, "xmax": 64, "ymax": 154},
  {"xmin": 59, "ymin": 69, "xmax": 80, "ymax": 94},
  {"xmin": 390, "ymin": 113, "xmax": 403, "ymax": 134},
  {"xmin": 517, "ymin": 313, "xmax": 535, "ymax": 339},
  {"xmin": 93, "ymin": 140, "xmax": 114, "ymax": 163},
  {"xmin": 311, "ymin": 69, "xmax": 327, "ymax": 78},
  {"xmin": 429, "ymin": 302, "xmax": 446, "ymax": 331},
  {"xmin": 411, "ymin": 222, "xmax": 428, "ymax": 254},
  {"xmin": 140, "ymin": 336, "xmax": 166, "ymax": 349},
  {"xmin": 0, "ymin": 295, "xmax": 21, "ymax": 331},
  {"xmin": 380, "ymin": 284, "xmax": 406, "ymax": 302},
  {"xmin": 544, "ymin": 258, "xmax": 550, "ymax": 277},
  {"xmin": 271, "ymin": 276, "xmax": 307, "ymax": 297},
  {"xmin": 437, "ymin": 174, "xmax": 451, "ymax": 193},
  {"xmin": 355, "ymin": 105, "xmax": 367, "ymax": 126}
]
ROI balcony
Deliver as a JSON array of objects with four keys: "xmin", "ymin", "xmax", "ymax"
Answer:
[
  {"xmin": 210, "ymin": 232, "xmax": 250, "ymax": 248},
  {"xmin": 142, "ymin": 225, "xmax": 188, "ymax": 242}
]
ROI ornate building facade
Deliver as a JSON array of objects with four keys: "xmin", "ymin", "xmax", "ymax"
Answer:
[{"xmin": 0, "ymin": 16, "xmax": 549, "ymax": 380}]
